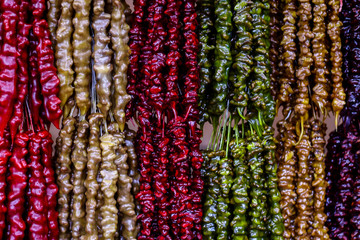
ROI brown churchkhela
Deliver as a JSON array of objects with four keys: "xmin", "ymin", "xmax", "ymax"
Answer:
[
  {"xmin": 310, "ymin": 119, "xmax": 329, "ymax": 239},
  {"xmin": 96, "ymin": 155, "xmax": 105, "ymax": 240},
  {"xmin": 109, "ymin": 123, "xmax": 137, "ymax": 240},
  {"xmin": 278, "ymin": 0, "xmax": 297, "ymax": 108},
  {"xmin": 311, "ymin": 0, "xmax": 329, "ymax": 114},
  {"xmin": 57, "ymin": 117, "xmax": 76, "ymax": 240},
  {"xmin": 47, "ymin": 0, "xmax": 60, "ymax": 45},
  {"xmin": 274, "ymin": 0, "xmax": 344, "ymax": 237},
  {"xmin": 93, "ymin": 0, "xmax": 113, "ymax": 119},
  {"xmin": 328, "ymin": 0, "xmax": 345, "ymax": 123},
  {"xmin": 53, "ymin": 0, "xmax": 137, "ymax": 238},
  {"xmin": 124, "ymin": 128, "xmax": 140, "ymax": 204},
  {"xmin": 72, "ymin": 0, "xmax": 92, "ymax": 116},
  {"xmin": 270, "ymin": 0, "xmax": 282, "ymax": 98},
  {"xmin": 71, "ymin": 120, "xmax": 89, "ymax": 239},
  {"xmin": 294, "ymin": 0, "xmax": 312, "ymax": 133},
  {"xmin": 124, "ymin": 127, "xmax": 141, "ymax": 235},
  {"xmin": 294, "ymin": 123, "xmax": 312, "ymax": 239},
  {"xmin": 277, "ymin": 118, "xmax": 297, "ymax": 239},
  {"xmin": 99, "ymin": 133, "xmax": 119, "ymax": 239},
  {"xmin": 84, "ymin": 113, "xmax": 103, "ymax": 239},
  {"xmin": 55, "ymin": 0, "xmax": 75, "ymax": 117},
  {"xmin": 110, "ymin": 0, "xmax": 131, "ymax": 131}
]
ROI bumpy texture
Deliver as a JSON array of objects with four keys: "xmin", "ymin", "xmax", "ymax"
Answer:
[
  {"xmin": 263, "ymin": 126, "xmax": 284, "ymax": 239},
  {"xmin": 56, "ymin": 117, "xmax": 76, "ymax": 240},
  {"xmin": 294, "ymin": 0, "xmax": 312, "ymax": 122},
  {"xmin": 345, "ymin": 0, "xmax": 360, "ymax": 123},
  {"xmin": 247, "ymin": 133, "xmax": 268, "ymax": 238},
  {"xmin": 110, "ymin": 0, "xmax": 131, "ymax": 130},
  {"xmin": 202, "ymin": 151, "xmax": 219, "ymax": 240},
  {"xmin": 109, "ymin": 122, "xmax": 137, "ymax": 240},
  {"xmin": 33, "ymin": 19, "xmax": 63, "ymax": 128},
  {"xmin": 181, "ymin": 1, "xmax": 204, "ymax": 238},
  {"xmin": 197, "ymin": 0, "xmax": 214, "ymax": 125},
  {"xmin": 340, "ymin": 0, "xmax": 351, "ymax": 119},
  {"xmin": 229, "ymin": 0, "xmax": 252, "ymax": 112},
  {"xmin": 92, "ymin": 0, "xmax": 113, "ymax": 119},
  {"xmin": 6, "ymin": 133, "xmax": 28, "ymax": 239},
  {"xmin": 152, "ymin": 124, "xmax": 171, "ymax": 239},
  {"xmin": 124, "ymin": 128, "xmax": 140, "ymax": 229},
  {"xmin": 70, "ymin": 120, "xmax": 89, "ymax": 239},
  {"xmin": 126, "ymin": 0, "xmax": 146, "ymax": 120},
  {"xmin": 39, "ymin": 130, "xmax": 59, "ymax": 240},
  {"xmin": 310, "ymin": 119, "xmax": 329, "ymax": 239},
  {"xmin": 84, "ymin": 113, "xmax": 103, "ymax": 239},
  {"xmin": 72, "ymin": 0, "xmax": 92, "ymax": 116},
  {"xmin": 47, "ymin": 0, "xmax": 60, "ymax": 44},
  {"xmin": 311, "ymin": 0, "xmax": 329, "ymax": 113},
  {"xmin": 0, "ymin": 0, "xmax": 19, "ymax": 136},
  {"xmin": 0, "ymin": 130, "xmax": 11, "ymax": 239},
  {"xmin": 56, "ymin": 0, "xmax": 74, "ymax": 117},
  {"xmin": 216, "ymin": 153, "xmax": 232, "ymax": 240},
  {"xmin": 99, "ymin": 134, "xmax": 119, "ymax": 239},
  {"xmin": 164, "ymin": 0, "xmax": 181, "ymax": 122},
  {"xmin": 278, "ymin": 0, "xmax": 297, "ymax": 107},
  {"xmin": 278, "ymin": 119, "xmax": 297, "ymax": 239},
  {"xmin": 328, "ymin": 0, "xmax": 345, "ymax": 122},
  {"xmin": 208, "ymin": 0, "xmax": 232, "ymax": 117},
  {"xmin": 352, "ymin": 168, "xmax": 360, "ymax": 238},
  {"xmin": 127, "ymin": 0, "xmax": 204, "ymax": 238},
  {"xmin": 29, "ymin": 31, "xmax": 43, "ymax": 128},
  {"xmin": 294, "ymin": 124, "xmax": 312, "ymax": 240},
  {"xmin": 9, "ymin": 1, "xmax": 31, "ymax": 140},
  {"xmin": 135, "ymin": 1, "xmax": 156, "ymax": 237},
  {"xmin": 249, "ymin": 0, "xmax": 275, "ymax": 123},
  {"xmin": 325, "ymin": 131, "xmax": 342, "ymax": 239},
  {"xmin": 270, "ymin": 0, "xmax": 281, "ymax": 98},
  {"xmin": 27, "ymin": 132, "xmax": 48, "ymax": 240},
  {"xmin": 333, "ymin": 128, "xmax": 357, "ymax": 239},
  {"xmin": 230, "ymin": 140, "xmax": 249, "ymax": 239}
]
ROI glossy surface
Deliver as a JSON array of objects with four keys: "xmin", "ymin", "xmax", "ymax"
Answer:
[
  {"xmin": 208, "ymin": 0, "xmax": 232, "ymax": 117},
  {"xmin": 33, "ymin": 20, "xmax": 62, "ymax": 128},
  {"xmin": 27, "ymin": 132, "xmax": 48, "ymax": 240},
  {"xmin": 6, "ymin": 133, "xmax": 28, "ymax": 240},
  {"xmin": 9, "ymin": 1, "xmax": 31, "ymax": 140},
  {"xmin": 56, "ymin": 117, "xmax": 76, "ymax": 240},
  {"xmin": 110, "ymin": 0, "xmax": 131, "ymax": 131},
  {"xmin": 72, "ymin": 0, "xmax": 92, "ymax": 116},
  {"xmin": 0, "ymin": 0, "xmax": 19, "ymax": 136},
  {"xmin": 55, "ymin": 0, "xmax": 74, "ymax": 117}
]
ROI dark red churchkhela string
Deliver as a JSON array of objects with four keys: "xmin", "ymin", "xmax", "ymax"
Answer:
[
  {"xmin": 182, "ymin": 1, "xmax": 203, "ymax": 238},
  {"xmin": 27, "ymin": 131, "xmax": 48, "ymax": 240},
  {"xmin": 31, "ymin": 0, "xmax": 62, "ymax": 128},
  {"xmin": 7, "ymin": 133, "xmax": 29, "ymax": 240},
  {"xmin": 39, "ymin": 130, "xmax": 59, "ymax": 240},
  {"xmin": 0, "ymin": 0, "xmax": 60, "ymax": 238},
  {"xmin": 165, "ymin": 0, "xmax": 183, "ymax": 238},
  {"xmin": 150, "ymin": 0, "xmax": 170, "ymax": 238},
  {"xmin": 126, "ymin": 0, "xmax": 147, "ymax": 120},
  {"xmin": 33, "ymin": 20, "xmax": 62, "ymax": 128},
  {"xmin": 129, "ymin": 0, "xmax": 203, "ymax": 239},
  {"xmin": 9, "ymin": 0, "xmax": 31, "ymax": 141},
  {"xmin": 0, "ymin": 129, "xmax": 11, "ymax": 239},
  {"xmin": 29, "ymin": 30, "xmax": 43, "ymax": 127},
  {"xmin": 0, "ymin": 0, "xmax": 19, "ymax": 136},
  {"xmin": 135, "ymin": 0, "xmax": 156, "ymax": 238}
]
